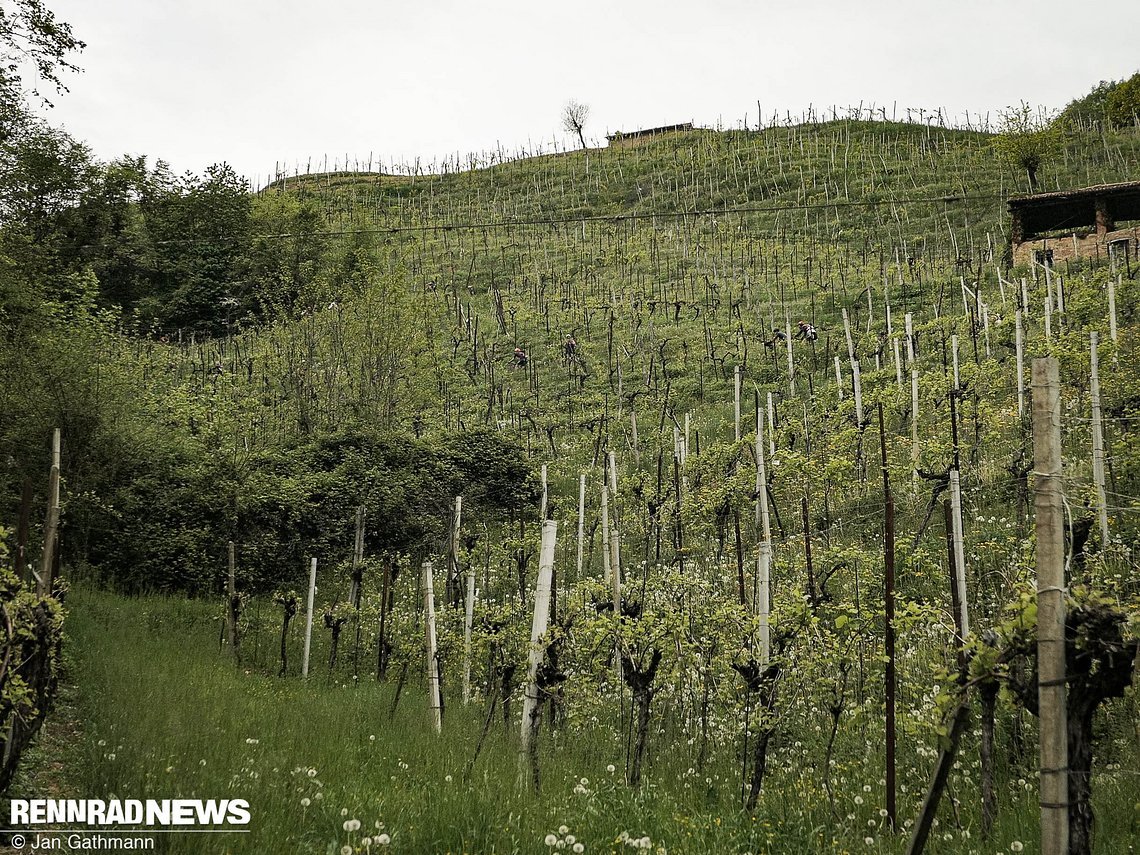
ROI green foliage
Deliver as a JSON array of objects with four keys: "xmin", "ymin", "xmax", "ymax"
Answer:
[
  {"xmin": 0, "ymin": 529, "xmax": 66, "ymax": 794},
  {"xmin": 992, "ymin": 102, "xmax": 1063, "ymax": 191},
  {"xmin": 1105, "ymin": 71, "xmax": 1140, "ymax": 130}
]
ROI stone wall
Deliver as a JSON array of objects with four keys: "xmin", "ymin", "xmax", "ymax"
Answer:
[{"xmin": 1012, "ymin": 225, "xmax": 1140, "ymax": 267}]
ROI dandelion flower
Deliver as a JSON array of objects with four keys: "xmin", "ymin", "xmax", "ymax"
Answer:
[
  {"xmin": 308, "ymin": 768, "xmax": 318, "ymax": 778},
  {"xmin": 607, "ymin": 764, "xmax": 616, "ymax": 773},
  {"xmin": 341, "ymin": 847, "xmax": 352, "ymax": 855},
  {"xmin": 864, "ymin": 836, "xmax": 874, "ymax": 845},
  {"xmin": 376, "ymin": 833, "xmax": 391, "ymax": 845},
  {"xmin": 573, "ymin": 845, "xmax": 584, "ymax": 854},
  {"xmin": 1011, "ymin": 844, "xmax": 1024, "ymax": 853},
  {"xmin": 545, "ymin": 833, "xmax": 559, "ymax": 846},
  {"xmin": 854, "ymin": 796, "xmax": 864, "ymax": 805},
  {"xmin": 300, "ymin": 798, "xmax": 310, "ymax": 808},
  {"xmin": 559, "ymin": 826, "xmax": 569, "ymax": 835}
]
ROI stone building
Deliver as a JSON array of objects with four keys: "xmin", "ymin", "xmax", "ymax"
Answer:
[
  {"xmin": 1008, "ymin": 181, "xmax": 1140, "ymax": 267},
  {"xmin": 606, "ymin": 123, "xmax": 695, "ymax": 148}
]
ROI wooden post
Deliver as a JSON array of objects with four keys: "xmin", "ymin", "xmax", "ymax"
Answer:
[
  {"xmin": 911, "ymin": 369, "xmax": 920, "ymax": 489},
  {"xmin": 851, "ymin": 359, "xmax": 865, "ymax": 426},
  {"xmin": 463, "ymin": 546, "xmax": 476, "ymax": 705},
  {"xmin": 1090, "ymin": 333, "xmax": 1109, "ymax": 550},
  {"xmin": 350, "ymin": 505, "xmax": 366, "ymax": 609},
  {"xmin": 630, "ymin": 408, "xmax": 640, "ymax": 465},
  {"xmin": 225, "ymin": 541, "xmax": 237, "ymax": 651},
  {"xmin": 576, "ymin": 473, "xmax": 586, "ymax": 581},
  {"xmin": 951, "ymin": 334, "xmax": 960, "ymax": 391},
  {"xmin": 878, "ymin": 404, "xmax": 897, "ymax": 830},
  {"xmin": 1016, "ymin": 308, "xmax": 1026, "ymax": 419},
  {"xmin": 519, "ymin": 521, "xmax": 557, "ymax": 787},
  {"xmin": 1044, "ymin": 296, "xmax": 1052, "ymax": 341},
  {"xmin": 834, "ymin": 356, "xmax": 844, "ymax": 399},
  {"xmin": 1031, "ymin": 357, "xmax": 1068, "ymax": 855},
  {"xmin": 1108, "ymin": 276, "xmax": 1118, "ymax": 342},
  {"xmin": 756, "ymin": 405, "xmax": 772, "ymax": 664},
  {"xmin": 424, "ymin": 560, "xmax": 442, "ymax": 733},
  {"xmin": 893, "ymin": 337, "xmax": 903, "ymax": 391},
  {"xmin": 784, "ymin": 319, "xmax": 795, "ymax": 397},
  {"xmin": 539, "ymin": 464, "xmax": 548, "ymax": 522},
  {"xmin": 302, "ymin": 557, "xmax": 317, "ymax": 678},
  {"xmin": 601, "ymin": 483, "xmax": 613, "ymax": 585},
  {"xmin": 767, "ymin": 393, "xmax": 776, "ymax": 456},
  {"xmin": 734, "ymin": 365, "xmax": 742, "ymax": 442},
  {"xmin": 607, "ymin": 450, "xmax": 621, "ymax": 586},
  {"xmin": 904, "ymin": 312, "xmax": 915, "ymax": 365},
  {"xmin": 37, "ymin": 428, "xmax": 61, "ymax": 597},
  {"xmin": 842, "ymin": 307, "xmax": 856, "ymax": 363},
  {"xmin": 948, "ymin": 470, "xmax": 969, "ymax": 638},
  {"xmin": 982, "ymin": 304, "xmax": 992, "ymax": 359}
]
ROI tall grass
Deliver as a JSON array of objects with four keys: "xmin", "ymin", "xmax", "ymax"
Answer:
[{"xmin": 61, "ymin": 589, "xmax": 1140, "ymax": 854}]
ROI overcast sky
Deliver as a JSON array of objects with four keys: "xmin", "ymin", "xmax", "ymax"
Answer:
[{"xmin": 33, "ymin": 0, "xmax": 1140, "ymax": 187}]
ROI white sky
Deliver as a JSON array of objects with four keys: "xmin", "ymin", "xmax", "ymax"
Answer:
[{"xmin": 33, "ymin": 0, "xmax": 1140, "ymax": 186}]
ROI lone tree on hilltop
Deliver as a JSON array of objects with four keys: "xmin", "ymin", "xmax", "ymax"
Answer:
[
  {"xmin": 562, "ymin": 100, "xmax": 589, "ymax": 150},
  {"xmin": 993, "ymin": 101, "xmax": 1062, "ymax": 192}
]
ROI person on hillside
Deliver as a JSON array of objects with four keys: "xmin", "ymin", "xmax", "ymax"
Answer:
[
  {"xmin": 794, "ymin": 320, "xmax": 818, "ymax": 342},
  {"xmin": 763, "ymin": 326, "xmax": 787, "ymax": 350},
  {"xmin": 563, "ymin": 335, "xmax": 578, "ymax": 359},
  {"xmin": 513, "ymin": 347, "xmax": 528, "ymax": 368}
]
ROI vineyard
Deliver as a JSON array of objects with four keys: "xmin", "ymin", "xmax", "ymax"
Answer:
[{"xmin": 3, "ymin": 114, "xmax": 1140, "ymax": 855}]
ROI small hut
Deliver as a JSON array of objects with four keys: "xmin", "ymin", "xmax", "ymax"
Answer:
[{"xmin": 1008, "ymin": 181, "xmax": 1140, "ymax": 266}]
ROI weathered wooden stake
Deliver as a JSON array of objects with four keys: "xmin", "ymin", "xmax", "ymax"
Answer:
[
  {"xmin": 1031, "ymin": 357, "xmax": 1068, "ymax": 855},
  {"xmin": 756, "ymin": 405, "xmax": 772, "ymax": 664},
  {"xmin": 576, "ymin": 473, "xmax": 586, "ymax": 581},
  {"xmin": 37, "ymin": 428, "xmax": 61, "ymax": 597},
  {"xmin": 1015, "ymin": 308, "xmax": 1026, "ymax": 419},
  {"xmin": 1108, "ymin": 275, "xmax": 1118, "ymax": 342},
  {"xmin": 424, "ymin": 560, "xmax": 442, "ymax": 733},
  {"xmin": 878, "ymin": 404, "xmax": 897, "ymax": 829},
  {"xmin": 948, "ymin": 470, "xmax": 969, "ymax": 637},
  {"xmin": 302, "ymin": 557, "xmax": 317, "ymax": 678},
  {"xmin": 734, "ymin": 365, "xmax": 742, "ymax": 442},
  {"xmin": 519, "ymin": 521, "xmax": 557, "ymax": 788},
  {"xmin": 1090, "ymin": 333, "xmax": 1109, "ymax": 550}
]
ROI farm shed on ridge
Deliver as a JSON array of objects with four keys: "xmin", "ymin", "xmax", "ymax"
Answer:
[
  {"xmin": 606, "ymin": 123, "xmax": 695, "ymax": 148},
  {"xmin": 1008, "ymin": 181, "xmax": 1140, "ymax": 266}
]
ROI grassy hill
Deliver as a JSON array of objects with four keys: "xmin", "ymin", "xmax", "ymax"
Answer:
[{"xmin": 5, "ymin": 115, "xmax": 1140, "ymax": 854}]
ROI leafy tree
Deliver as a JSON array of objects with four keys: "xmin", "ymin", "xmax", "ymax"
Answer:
[
  {"xmin": 1105, "ymin": 71, "xmax": 1140, "ymax": 129},
  {"xmin": 0, "ymin": 0, "xmax": 84, "ymax": 134},
  {"xmin": 993, "ymin": 101, "xmax": 1062, "ymax": 191},
  {"xmin": 1059, "ymin": 79, "xmax": 1118, "ymax": 127}
]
